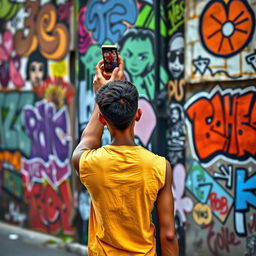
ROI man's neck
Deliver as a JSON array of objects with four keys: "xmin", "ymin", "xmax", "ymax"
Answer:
[{"xmin": 109, "ymin": 126, "xmax": 136, "ymax": 146}]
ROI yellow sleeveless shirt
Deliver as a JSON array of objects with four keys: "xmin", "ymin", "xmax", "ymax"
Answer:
[{"xmin": 79, "ymin": 145, "xmax": 166, "ymax": 256}]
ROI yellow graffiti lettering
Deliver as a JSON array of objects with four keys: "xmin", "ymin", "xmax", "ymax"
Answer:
[
  {"xmin": 193, "ymin": 203, "xmax": 212, "ymax": 225},
  {"xmin": 167, "ymin": 78, "xmax": 185, "ymax": 102}
]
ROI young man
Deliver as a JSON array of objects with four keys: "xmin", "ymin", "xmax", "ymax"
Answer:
[{"xmin": 72, "ymin": 56, "xmax": 178, "ymax": 256}]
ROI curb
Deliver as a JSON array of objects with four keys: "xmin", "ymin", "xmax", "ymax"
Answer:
[
  {"xmin": 65, "ymin": 242, "xmax": 88, "ymax": 256},
  {"xmin": 0, "ymin": 221, "xmax": 88, "ymax": 256}
]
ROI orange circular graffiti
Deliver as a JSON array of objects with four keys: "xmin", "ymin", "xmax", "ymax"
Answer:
[{"xmin": 200, "ymin": 0, "xmax": 255, "ymax": 57}]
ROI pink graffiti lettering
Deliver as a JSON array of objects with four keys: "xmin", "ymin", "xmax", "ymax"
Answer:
[
  {"xmin": 0, "ymin": 30, "xmax": 24, "ymax": 88},
  {"xmin": 58, "ymin": 1, "xmax": 72, "ymax": 24},
  {"xmin": 202, "ymin": 221, "xmax": 241, "ymax": 255},
  {"xmin": 208, "ymin": 192, "xmax": 229, "ymax": 215},
  {"xmin": 22, "ymin": 156, "xmax": 71, "ymax": 190},
  {"xmin": 78, "ymin": 7, "xmax": 93, "ymax": 54}
]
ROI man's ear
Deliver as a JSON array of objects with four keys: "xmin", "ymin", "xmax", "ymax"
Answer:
[
  {"xmin": 98, "ymin": 112, "xmax": 107, "ymax": 125},
  {"xmin": 135, "ymin": 108, "xmax": 142, "ymax": 122}
]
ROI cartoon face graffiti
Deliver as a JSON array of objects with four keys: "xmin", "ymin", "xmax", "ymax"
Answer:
[
  {"xmin": 167, "ymin": 33, "xmax": 184, "ymax": 79},
  {"xmin": 26, "ymin": 50, "xmax": 48, "ymax": 87},
  {"xmin": 120, "ymin": 37, "xmax": 154, "ymax": 77},
  {"xmin": 119, "ymin": 29, "xmax": 154, "ymax": 78},
  {"xmin": 166, "ymin": 103, "xmax": 186, "ymax": 164},
  {"xmin": 29, "ymin": 62, "xmax": 45, "ymax": 87},
  {"xmin": 170, "ymin": 107, "xmax": 181, "ymax": 124}
]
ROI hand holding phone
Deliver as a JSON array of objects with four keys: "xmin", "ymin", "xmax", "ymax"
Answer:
[
  {"xmin": 102, "ymin": 45, "xmax": 119, "ymax": 73},
  {"xmin": 93, "ymin": 55, "xmax": 125, "ymax": 92}
]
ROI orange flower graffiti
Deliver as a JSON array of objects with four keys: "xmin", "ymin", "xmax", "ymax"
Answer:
[{"xmin": 200, "ymin": 0, "xmax": 255, "ymax": 57}]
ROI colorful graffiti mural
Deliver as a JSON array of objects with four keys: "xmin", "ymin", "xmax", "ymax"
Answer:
[
  {"xmin": 185, "ymin": 83, "xmax": 256, "ymax": 255},
  {"xmin": 1, "ymin": 0, "xmax": 254, "ymax": 255},
  {"xmin": 0, "ymin": 0, "xmax": 74, "ymax": 237},
  {"xmin": 185, "ymin": 0, "xmax": 256, "ymax": 82},
  {"xmin": 185, "ymin": 86, "xmax": 256, "ymax": 165}
]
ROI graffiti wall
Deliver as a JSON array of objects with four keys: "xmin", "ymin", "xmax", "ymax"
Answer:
[
  {"xmin": 1, "ymin": 0, "xmax": 254, "ymax": 255},
  {"xmin": 76, "ymin": 0, "xmax": 177, "ymax": 248},
  {"xmin": 184, "ymin": 0, "xmax": 256, "ymax": 254},
  {"xmin": 164, "ymin": 0, "xmax": 191, "ymax": 255},
  {"xmin": 77, "ymin": 0, "xmax": 171, "ymax": 146},
  {"xmin": 185, "ymin": 0, "xmax": 256, "ymax": 83},
  {"xmin": 184, "ymin": 82, "xmax": 256, "ymax": 256},
  {"xmin": 0, "ymin": 0, "xmax": 75, "ymax": 236}
]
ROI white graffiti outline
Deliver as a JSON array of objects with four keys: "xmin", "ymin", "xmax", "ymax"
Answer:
[{"xmin": 184, "ymin": 85, "xmax": 256, "ymax": 167}]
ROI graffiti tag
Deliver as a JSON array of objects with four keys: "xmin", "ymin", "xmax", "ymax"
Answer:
[
  {"xmin": 23, "ymin": 100, "xmax": 71, "ymax": 162},
  {"xmin": 0, "ymin": 92, "xmax": 34, "ymax": 156},
  {"xmin": 202, "ymin": 221, "xmax": 241, "ymax": 255},
  {"xmin": 24, "ymin": 181, "xmax": 73, "ymax": 235},
  {"xmin": 185, "ymin": 86, "xmax": 256, "ymax": 164},
  {"xmin": 85, "ymin": 0, "xmax": 137, "ymax": 44}
]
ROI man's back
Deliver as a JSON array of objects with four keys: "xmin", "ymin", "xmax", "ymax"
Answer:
[{"xmin": 79, "ymin": 145, "xmax": 166, "ymax": 255}]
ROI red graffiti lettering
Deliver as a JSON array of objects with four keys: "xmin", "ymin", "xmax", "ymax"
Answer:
[
  {"xmin": 208, "ymin": 192, "xmax": 229, "ymax": 215},
  {"xmin": 24, "ymin": 181, "xmax": 74, "ymax": 235},
  {"xmin": 186, "ymin": 89, "xmax": 256, "ymax": 162},
  {"xmin": 202, "ymin": 221, "xmax": 241, "ymax": 255},
  {"xmin": 248, "ymin": 213, "xmax": 256, "ymax": 234}
]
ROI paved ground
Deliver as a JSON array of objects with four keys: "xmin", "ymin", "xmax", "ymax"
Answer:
[{"xmin": 0, "ymin": 222, "xmax": 88, "ymax": 256}]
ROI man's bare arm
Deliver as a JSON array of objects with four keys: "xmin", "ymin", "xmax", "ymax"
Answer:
[
  {"xmin": 72, "ymin": 56, "xmax": 125, "ymax": 172},
  {"xmin": 72, "ymin": 104, "xmax": 104, "ymax": 172},
  {"xmin": 156, "ymin": 160, "xmax": 179, "ymax": 256}
]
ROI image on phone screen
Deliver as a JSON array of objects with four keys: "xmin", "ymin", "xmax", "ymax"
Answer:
[{"xmin": 102, "ymin": 46, "xmax": 119, "ymax": 72}]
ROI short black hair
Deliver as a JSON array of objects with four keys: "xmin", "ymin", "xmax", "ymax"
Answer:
[{"xmin": 95, "ymin": 80, "xmax": 139, "ymax": 130}]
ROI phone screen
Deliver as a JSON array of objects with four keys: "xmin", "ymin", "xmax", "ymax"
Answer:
[{"xmin": 102, "ymin": 45, "xmax": 119, "ymax": 72}]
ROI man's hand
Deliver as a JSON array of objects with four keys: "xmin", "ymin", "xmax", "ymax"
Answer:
[{"xmin": 93, "ymin": 55, "xmax": 125, "ymax": 93}]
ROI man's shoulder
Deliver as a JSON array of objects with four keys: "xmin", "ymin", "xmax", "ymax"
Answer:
[
  {"xmin": 138, "ymin": 147, "xmax": 167, "ymax": 163},
  {"xmin": 80, "ymin": 146, "xmax": 107, "ymax": 161}
]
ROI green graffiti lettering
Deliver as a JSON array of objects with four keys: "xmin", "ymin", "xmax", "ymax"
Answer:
[
  {"xmin": 3, "ymin": 169, "xmax": 23, "ymax": 199},
  {"xmin": 0, "ymin": 92, "xmax": 34, "ymax": 156},
  {"xmin": 167, "ymin": 0, "xmax": 185, "ymax": 36},
  {"xmin": 0, "ymin": 0, "xmax": 21, "ymax": 20}
]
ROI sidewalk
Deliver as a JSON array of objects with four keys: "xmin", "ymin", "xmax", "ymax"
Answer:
[{"xmin": 0, "ymin": 221, "xmax": 88, "ymax": 256}]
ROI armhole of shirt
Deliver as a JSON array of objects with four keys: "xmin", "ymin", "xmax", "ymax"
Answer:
[
  {"xmin": 79, "ymin": 150, "xmax": 91, "ymax": 176},
  {"xmin": 159, "ymin": 157, "xmax": 167, "ymax": 189}
]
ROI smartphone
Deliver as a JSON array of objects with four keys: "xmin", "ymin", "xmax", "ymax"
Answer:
[{"xmin": 102, "ymin": 45, "xmax": 119, "ymax": 73}]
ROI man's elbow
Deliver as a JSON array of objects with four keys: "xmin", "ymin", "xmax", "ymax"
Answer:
[
  {"xmin": 161, "ymin": 230, "xmax": 177, "ymax": 242},
  {"xmin": 71, "ymin": 150, "xmax": 80, "ymax": 174},
  {"xmin": 160, "ymin": 230, "xmax": 179, "ymax": 256}
]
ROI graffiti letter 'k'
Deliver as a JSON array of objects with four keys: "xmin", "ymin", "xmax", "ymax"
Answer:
[{"xmin": 235, "ymin": 169, "xmax": 256, "ymax": 236}]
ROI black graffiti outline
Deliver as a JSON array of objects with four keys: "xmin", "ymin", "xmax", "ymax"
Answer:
[
  {"xmin": 192, "ymin": 56, "xmax": 242, "ymax": 79},
  {"xmin": 184, "ymin": 85, "xmax": 256, "ymax": 167},
  {"xmin": 199, "ymin": 0, "xmax": 255, "ymax": 58}
]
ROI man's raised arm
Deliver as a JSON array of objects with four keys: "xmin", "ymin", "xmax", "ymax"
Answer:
[{"xmin": 72, "ymin": 56, "xmax": 124, "ymax": 172}]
